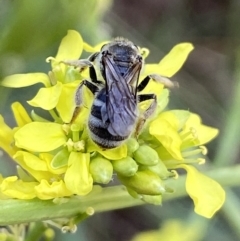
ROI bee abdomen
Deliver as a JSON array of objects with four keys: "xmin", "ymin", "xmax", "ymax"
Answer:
[
  {"xmin": 88, "ymin": 122, "xmax": 127, "ymax": 148},
  {"xmin": 88, "ymin": 95, "xmax": 128, "ymax": 149}
]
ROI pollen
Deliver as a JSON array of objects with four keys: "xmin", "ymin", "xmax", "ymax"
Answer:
[{"xmin": 73, "ymin": 140, "xmax": 85, "ymax": 151}]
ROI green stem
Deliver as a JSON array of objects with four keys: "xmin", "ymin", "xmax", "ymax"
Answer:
[
  {"xmin": 25, "ymin": 222, "xmax": 47, "ymax": 241},
  {"xmin": 221, "ymin": 188, "xmax": 240, "ymax": 239},
  {"xmin": 48, "ymin": 109, "xmax": 62, "ymax": 123},
  {"xmin": 0, "ymin": 165, "xmax": 239, "ymax": 225},
  {"xmin": 214, "ymin": 47, "xmax": 240, "ymax": 167},
  {"xmin": 212, "ymin": 47, "xmax": 240, "ymax": 240}
]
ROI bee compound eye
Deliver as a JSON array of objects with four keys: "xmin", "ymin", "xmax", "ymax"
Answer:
[
  {"xmin": 137, "ymin": 55, "xmax": 143, "ymax": 62},
  {"xmin": 101, "ymin": 50, "xmax": 107, "ymax": 55},
  {"xmin": 102, "ymin": 50, "xmax": 111, "ymax": 56}
]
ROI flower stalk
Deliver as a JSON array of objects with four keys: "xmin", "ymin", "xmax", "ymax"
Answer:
[{"xmin": 0, "ymin": 164, "xmax": 239, "ymax": 226}]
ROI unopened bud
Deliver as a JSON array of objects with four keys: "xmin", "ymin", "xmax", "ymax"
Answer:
[
  {"xmin": 142, "ymin": 194, "xmax": 162, "ymax": 205},
  {"xmin": 126, "ymin": 187, "xmax": 142, "ymax": 199},
  {"xmin": 51, "ymin": 148, "xmax": 69, "ymax": 169},
  {"xmin": 133, "ymin": 145, "xmax": 159, "ymax": 166},
  {"xmin": 90, "ymin": 157, "xmax": 113, "ymax": 184},
  {"xmin": 126, "ymin": 138, "xmax": 139, "ymax": 155},
  {"xmin": 112, "ymin": 156, "xmax": 138, "ymax": 176},
  {"xmin": 118, "ymin": 170, "xmax": 165, "ymax": 195},
  {"xmin": 144, "ymin": 159, "xmax": 171, "ymax": 179},
  {"xmin": 44, "ymin": 228, "xmax": 55, "ymax": 239}
]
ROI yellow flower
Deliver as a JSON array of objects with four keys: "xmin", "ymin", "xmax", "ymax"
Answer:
[
  {"xmin": 149, "ymin": 110, "xmax": 219, "ymax": 163},
  {"xmin": 1, "ymin": 176, "xmax": 37, "ymax": 199},
  {"xmin": 148, "ymin": 110, "xmax": 224, "ymax": 217},
  {"xmin": 0, "ymin": 102, "xmax": 31, "ymax": 157},
  {"xmin": 131, "ymin": 219, "xmax": 203, "ymax": 241},
  {"xmin": 0, "ymin": 30, "xmax": 224, "ymax": 218},
  {"xmin": 1, "ymin": 30, "xmax": 84, "ymax": 123}
]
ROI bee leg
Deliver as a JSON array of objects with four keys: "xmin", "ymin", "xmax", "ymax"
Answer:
[
  {"xmin": 149, "ymin": 74, "xmax": 179, "ymax": 88},
  {"xmin": 61, "ymin": 59, "xmax": 93, "ymax": 72},
  {"xmin": 137, "ymin": 75, "xmax": 178, "ymax": 93},
  {"xmin": 71, "ymin": 80, "xmax": 99, "ymax": 123},
  {"xmin": 135, "ymin": 93, "xmax": 157, "ymax": 136},
  {"xmin": 61, "ymin": 52, "xmax": 100, "ymax": 76}
]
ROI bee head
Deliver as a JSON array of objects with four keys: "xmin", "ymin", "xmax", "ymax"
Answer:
[{"xmin": 100, "ymin": 38, "xmax": 142, "ymax": 63}]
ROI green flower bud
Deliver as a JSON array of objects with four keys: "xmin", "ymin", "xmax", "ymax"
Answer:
[
  {"xmin": 126, "ymin": 187, "xmax": 142, "ymax": 199},
  {"xmin": 126, "ymin": 138, "xmax": 139, "ymax": 155},
  {"xmin": 133, "ymin": 145, "xmax": 159, "ymax": 166},
  {"xmin": 142, "ymin": 194, "xmax": 162, "ymax": 205},
  {"xmin": 90, "ymin": 157, "xmax": 113, "ymax": 184},
  {"xmin": 112, "ymin": 156, "xmax": 138, "ymax": 176},
  {"xmin": 141, "ymin": 159, "xmax": 172, "ymax": 179},
  {"xmin": 51, "ymin": 148, "xmax": 70, "ymax": 169},
  {"xmin": 118, "ymin": 170, "xmax": 165, "ymax": 195}
]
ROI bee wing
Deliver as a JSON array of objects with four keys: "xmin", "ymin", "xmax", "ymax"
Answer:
[{"xmin": 102, "ymin": 55, "xmax": 141, "ymax": 137}]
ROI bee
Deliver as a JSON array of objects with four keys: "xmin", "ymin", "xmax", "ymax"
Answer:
[{"xmin": 63, "ymin": 38, "xmax": 176, "ymax": 149}]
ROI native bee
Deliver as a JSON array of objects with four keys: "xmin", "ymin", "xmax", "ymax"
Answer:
[{"xmin": 63, "ymin": 38, "xmax": 176, "ymax": 149}]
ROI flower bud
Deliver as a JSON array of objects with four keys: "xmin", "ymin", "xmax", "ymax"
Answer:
[
  {"xmin": 142, "ymin": 194, "xmax": 162, "ymax": 205},
  {"xmin": 52, "ymin": 149, "xmax": 70, "ymax": 167},
  {"xmin": 142, "ymin": 159, "xmax": 171, "ymax": 179},
  {"xmin": 112, "ymin": 156, "xmax": 138, "ymax": 176},
  {"xmin": 90, "ymin": 156, "xmax": 113, "ymax": 184},
  {"xmin": 118, "ymin": 170, "xmax": 165, "ymax": 195},
  {"xmin": 133, "ymin": 145, "xmax": 159, "ymax": 166},
  {"xmin": 126, "ymin": 138, "xmax": 139, "ymax": 155},
  {"xmin": 126, "ymin": 187, "xmax": 142, "ymax": 199}
]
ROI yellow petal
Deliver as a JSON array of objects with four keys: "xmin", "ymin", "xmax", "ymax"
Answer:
[
  {"xmin": 83, "ymin": 41, "xmax": 109, "ymax": 52},
  {"xmin": 0, "ymin": 115, "xmax": 17, "ymax": 156},
  {"xmin": 14, "ymin": 122, "xmax": 66, "ymax": 152},
  {"xmin": 0, "ymin": 175, "xmax": 11, "ymax": 199},
  {"xmin": 64, "ymin": 152, "xmax": 93, "ymax": 195},
  {"xmin": 158, "ymin": 110, "xmax": 190, "ymax": 131},
  {"xmin": 99, "ymin": 144, "xmax": 128, "ymax": 160},
  {"xmin": 1, "ymin": 176, "xmax": 37, "ymax": 199},
  {"xmin": 180, "ymin": 164, "xmax": 225, "ymax": 218},
  {"xmin": 182, "ymin": 113, "xmax": 219, "ymax": 146},
  {"xmin": 56, "ymin": 80, "xmax": 80, "ymax": 123},
  {"xmin": 13, "ymin": 151, "xmax": 56, "ymax": 182},
  {"xmin": 132, "ymin": 219, "xmax": 202, "ymax": 241},
  {"xmin": 35, "ymin": 180, "xmax": 72, "ymax": 200},
  {"xmin": 144, "ymin": 43, "xmax": 194, "ymax": 77},
  {"xmin": 139, "ymin": 79, "xmax": 164, "ymax": 102},
  {"xmin": 158, "ymin": 43, "xmax": 194, "ymax": 77},
  {"xmin": 11, "ymin": 102, "xmax": 32, "ymax": 127},
  {"xmin": 143, "ymin": 63, "xmax": 160, "ymax": 76},
  {"xmin": 87, "ymin": 140, "xmax": 128, "ymax": 160},
  {"xmin": 55, "ymin": 30, "xmax": 83, "ymax": 62},
  {"xmin": 1, "ymin": 73, "xmax": 50, "ymax": 88},
  {"xmin": 14, "ymin": 151, "xmax": 48, "ymax": 171},
  {"xmin": 149, "ymin": 118, "xmax": 183, "ymax": 160},
  {"xmin": 27, "ymin": 82, "xmax": 62, "ymax": 110}
]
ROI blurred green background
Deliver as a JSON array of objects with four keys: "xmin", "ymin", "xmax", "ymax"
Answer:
[{"xmin": 0, "ymin": 0, "xmax": 240, "ymax": 240}]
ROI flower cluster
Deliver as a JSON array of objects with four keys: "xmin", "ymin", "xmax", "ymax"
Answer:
[{"xmin": 0, "ymin": 30, "xmax": 225, "ymax": 218}]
